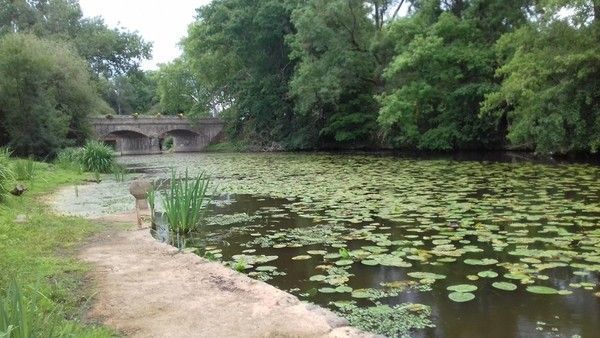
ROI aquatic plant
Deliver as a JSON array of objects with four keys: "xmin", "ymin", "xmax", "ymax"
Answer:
[
  {"xmin": 162, "ymin": 169, "xmax": 210, "ymax": 234},
  {"xmin": 333, "ymin": 302, "xmax": 434, "ymax": 337},
  {"xmin": 80, "ymin": 141, "xmax": 114, "ymax": 173},
  {"xmin": 146, "ymin": 187, "xmax": 156, "ymax": 223},
  {"xmin": 0, "ymin": 281, "xmax": 32, "ymax": 338},
  {"xmin": 111, "ymin": 164, "xmax": 127, "ymax": 182},
  {"xmin": 13, "ymin": 158, "xmax": 36, "ymax": 181}
]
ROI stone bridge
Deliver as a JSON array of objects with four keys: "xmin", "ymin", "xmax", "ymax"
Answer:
[{"xmin": 90, "ymin": 115, "xmax": 224, "ymax": 155}]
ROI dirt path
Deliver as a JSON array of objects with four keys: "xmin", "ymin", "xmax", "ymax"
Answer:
[{"xmin": 80, "ymin": 214, "xmax": 372, "ymax": 338}]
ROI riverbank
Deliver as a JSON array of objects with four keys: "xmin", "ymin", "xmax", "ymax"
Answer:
[
  {"xmin": 0, "ymin": 163, "xmax": 117, "ymax": 336},
  {"xmin": 80, "ymin": 212, "xmax": 370, "ymax": 338}
]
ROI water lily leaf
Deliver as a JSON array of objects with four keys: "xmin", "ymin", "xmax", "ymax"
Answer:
[
  {"xmin": 335, "ymin": 259, "xmax": 354, "ymax": 266},
  {"xmin": 464, "ymin": 258, "xmax": 498, "ymax": 266},
  {"xmin": 255, "ymin": 266, "xmax": 277, "ymax": 272},
  {"xmin": 447, "ymin": 284, "xmax": 477, "ymax": 293},
  {"xmin": 309, "ymin": 274, "xmax": 326, "ymax": 282},
  {"xmin": 407, "ymin": 272, "xmax": 446, "ymax": 280},
  {"xmin": 351, "ymin": 289, "xmax": 372, "ymax": 299},
  {"xmin": 526, "ymin": 286, "xmax": 559, "ymax": 295},
  {"xmin": 292, "ymin": 255, "xmax": 311, "ymax": 260},
  {"xmin": 318, "ymin": 287, "xmax": 337, "ymax": 293},
  {"xmin": 335, "ymin": 286, "xmax": 353, "ymax": 293},
  {"xmin": 361, "ymin": 260, "xmax": 379, "ymax": 266},
  {"xmin": 492, "ymin": 282, "xmax": 517, "ymax": 291},
  {"xmin": 307, "ymin": 250, "xmax": 327, "ymax": 255},
  {"xmin": 477, "ymin": 270, "xmax": 498, "ymax": 278},
  {"xmin": 448, "ymin": 292, "xmax": 475, "ymax": 302}
]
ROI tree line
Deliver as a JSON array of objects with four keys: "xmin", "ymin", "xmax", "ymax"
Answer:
[
  {"xmin": 161, "ymin": 0, "xmax": 599, "ymax": 154},
  {"xmin": 0, "ymin": 0, "xmax": 153, "ymax": 157},
  {"xmin": 0, "ymin": 0, "xmax": 598, "ymax": 157}
]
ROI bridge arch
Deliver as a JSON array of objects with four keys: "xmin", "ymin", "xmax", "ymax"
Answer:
[{"xmin": 90, "ymin": 116, "xmax": 224, "ymax": 155}]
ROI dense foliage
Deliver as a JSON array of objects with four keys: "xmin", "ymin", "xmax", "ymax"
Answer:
[
  {"xmin": 0, "ymin": 0, "xmax": 152, "ymax": 157},
  {"xmin": 158, "ymin": 0, "xmax": 599, "ymax": 154},
  {"xmin": 0, "ymin": 34, "xmax": 111, "ymax": 157}
]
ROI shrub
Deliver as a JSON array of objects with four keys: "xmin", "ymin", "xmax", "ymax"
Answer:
[
  {"xmin": 162, "ymin": 169, "xmax": 210, "ymax": 234},
  {"xmin": 80, "ymin": 141, "xmax": 115, "ymax": 173}
]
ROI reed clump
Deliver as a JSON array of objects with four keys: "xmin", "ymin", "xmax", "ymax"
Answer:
[{"xmin": 162, "ymin": 169, "xmax": 210, "ymax": 234}]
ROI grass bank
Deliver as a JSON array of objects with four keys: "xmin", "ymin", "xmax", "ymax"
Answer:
[{"xmin": 0, "ymin": 161, "xmax": 117, "ymax": 337}]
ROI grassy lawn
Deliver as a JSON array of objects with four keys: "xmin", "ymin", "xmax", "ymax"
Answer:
[{"xmin": 0, "ymin": 161, "xmax": 118, "ymax": 337}]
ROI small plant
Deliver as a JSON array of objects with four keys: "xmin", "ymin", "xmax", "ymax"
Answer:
[
  {"xmin": 146, "ymin": 187, "xmax": 156, "ymax": 223},
  {"xmin": 234, "ymin": 259, "xmax": 246, "ymax": 272},
  {"xmin": 13, "ymin": 158, "xmax": 36, "ymax": 181},
  {"xmin": 162, "ymin": 169, "xmax": 210, "ymax": 234},
  {"xmin": 0, "ymin": 281, "xmax": 33, "ymax": 338},
  {"xmin": 111, "ymin": 164, "xmax": 127, "ymax": 182},
  {"xmin": 132, "ymin": 113, "xmax": 139, "ymax": 119},
  {"xmin": 105, "ymin": 114, "xmax": 113, "ymax": 119},
  {"xmin": 80, "ymin": 141, "xmax": 115, "ymax": 173}
]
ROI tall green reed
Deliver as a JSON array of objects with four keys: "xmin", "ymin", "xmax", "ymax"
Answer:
[
  {"xmin": 161, "ymin": 169, "xmax": 210, "ymax": 234},
  {"xmin": 0, "ymin": 281, "xmax": 32, "ymax": 338},
  {"xmin": 13, "ymin": 158, "xmax": 36, "ymax": 181}
]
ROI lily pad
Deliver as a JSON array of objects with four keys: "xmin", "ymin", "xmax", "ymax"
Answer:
[
  {"xmin": 309, "ymin": 275, "xmax": 327, "ymax": 282},
  {"xmin": 318, "ymin": 287, "xmax": 337, "ymax": 293},
  {"xmin": 448, "ymin": 292, "xmax": 475, "ymax": 302},
  {"xmin": 492, "ymin": 282, "xmax": 517, "ymax": 291},
  {"xmin": 407, "ymin": 272, "xmax": 446, "ymax": 280},
  {"xmin": 464, "ymin": 258, "xmax": 498, "ymax": 266},
  {"xmin": 292, "ymin": 255, "xmax": 311, "ymax": 260},
  {"xmin": 526, "ymin": 286, "xmax": 559, "ymax": 295},
  {"xmin": 447, "ymin": 284, "xmax": 477, "ymax": 293},
  {"xmin": 477, "ymin": 270, "xmax": 499, "ymax": 278},
  {"xmin": 335, "ymin": 259, "xmax": 354, "ymax": 266}
]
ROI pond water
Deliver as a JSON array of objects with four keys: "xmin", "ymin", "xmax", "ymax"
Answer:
[{"xmin": 65, "ymin": 153, "xmax": 600, "ymax": 337}]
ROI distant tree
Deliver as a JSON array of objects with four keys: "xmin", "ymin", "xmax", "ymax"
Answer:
[
  {"xmin": 0, "ymin": 34, "xmax": 111, "ymax": 157},
  {"xmin": 0, "ymin": 0, "xmax": 151, "ymax": 77},
  {"xmin": 155, "ymin": 59, "xmax": 208, "ymax": 116},
  {"xmin": 100, "ymin": 71, "xmax": 159, "ymax": 115}
]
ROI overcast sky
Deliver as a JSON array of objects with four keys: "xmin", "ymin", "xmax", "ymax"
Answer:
[{"xmin": 79, "ymin": 0, "xmax": 211, "ymax": 70}]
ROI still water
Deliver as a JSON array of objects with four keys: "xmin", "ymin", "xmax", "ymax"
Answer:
[{"xmin": 75, "ymin": 153, "xmax": 600, "ymax": 337}]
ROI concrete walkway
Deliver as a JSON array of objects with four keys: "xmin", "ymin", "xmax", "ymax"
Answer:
[{"xmin": 81, "ymin": 218, "xmax": 372, "ymax": 338}]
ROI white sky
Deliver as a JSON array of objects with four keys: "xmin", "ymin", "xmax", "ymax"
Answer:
[{"xmin": 79, "ymin": 0, "xmax": 211, "ymax": 70}]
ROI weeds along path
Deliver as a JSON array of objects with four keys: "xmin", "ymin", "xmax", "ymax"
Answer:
[{"xmin": 80, "ymin": 213, "xmax": 372, "ymax": 338}]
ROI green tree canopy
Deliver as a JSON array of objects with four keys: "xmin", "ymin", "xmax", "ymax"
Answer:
[
  {"xmin": 0, "ymin": 33, "xmax": 111, "ymax": 157},
  {"xmin": 0, "ymin": 0, "xmax": 151, "ymax": 77},
  {"xmin": 482, "ymin": 1, "xmax": 600, "ymax": 154}
]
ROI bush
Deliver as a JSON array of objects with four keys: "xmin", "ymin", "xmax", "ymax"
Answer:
[
  {"xmin": 0, "ymin": 34, "xmax": 112, "ymax": 157},
  {"xmin": 80, "ymin": 141, "xmax": 115, "ymax": 173}
]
